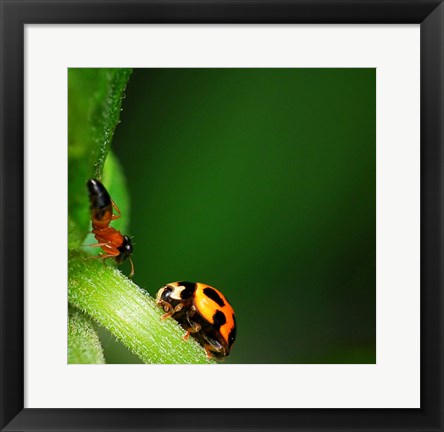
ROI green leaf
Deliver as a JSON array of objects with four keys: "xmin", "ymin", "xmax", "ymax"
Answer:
[
  {"xmin": 68, "ymin": 306, "xmax": 105, "ymax": 364},
  {"xmin": 68, "ymin": 250, "xmax": 213, "ymax": 364},
  {"xmin": 68, "ymin": 68, "xmax": 132, "ymax": 248}
]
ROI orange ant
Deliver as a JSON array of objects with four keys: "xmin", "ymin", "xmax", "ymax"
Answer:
[{"xmin": 86, "ymin": 178, "xmax": 134, "ymax": 278}]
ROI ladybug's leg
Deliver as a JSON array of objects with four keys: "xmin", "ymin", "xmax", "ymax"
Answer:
[
  {"xmin": 160, "ymin": 309, "xmax": 174, "ymax": 320},
  {"xmin": 183, "ymin": 322, "xmax": 201, "ymax": 341},
  {"xmin": 202, "ymin": 337, "xmax": 225, "ymax": 359},
  {"xmin": 183, "ymin": 311, "xmax": 201, "ymax": 340},
  {"xmin": 160, "ymin": 302, "xmax": 184, "ymax": 320}
]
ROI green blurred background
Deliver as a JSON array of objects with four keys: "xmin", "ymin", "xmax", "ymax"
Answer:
[{"xmin": 103, "ymin": 68, "xmax": 375, "ymax": 364}]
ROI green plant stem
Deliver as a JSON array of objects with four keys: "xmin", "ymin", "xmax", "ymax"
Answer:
[
  {"xmin": 68, "ymin": 250, "xmax": 213, "ymax": 364},
  {"xmin": 68, "ymin": 307, "xmax": 105, "ymax": 364}
]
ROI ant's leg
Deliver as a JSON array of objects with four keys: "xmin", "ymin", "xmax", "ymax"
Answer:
[
  {"xmin": 111, "ymin": 199, "xmax": 121, "ymax": 220},
  {"xmin": 93, "ymin": 253, "xmax": 117, "ymax": 260},
  {"xmin": 93, "ymin": 248, "xmax": 120, "ymax": 260},
  {"xmin": 84, "ymin": 240, "xmax": 118, "ymax": 251},
  {"xmin": 89, "ymin": 243, "xmax": 120, "ymax": 259}
]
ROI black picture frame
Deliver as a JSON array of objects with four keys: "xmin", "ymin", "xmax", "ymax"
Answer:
[{"xmin": 1, "ymin": 1, "xmax": 443, "ymax": 431}]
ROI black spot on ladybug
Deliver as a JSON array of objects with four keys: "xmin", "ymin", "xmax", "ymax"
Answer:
[
  {"xmin": 203, "ymin": 287, "xmax": 225, "ymax": 307},
  {"xmin": 212, "ymin": 310, "xmax": 226, "ymax": 330},
  {"xmin": 177, "ymin": 281, "xmax": 196, "ymax": 299},
  {"xmin": 228, "ymin": 324, "xmax": 236, "ymax": 348}
]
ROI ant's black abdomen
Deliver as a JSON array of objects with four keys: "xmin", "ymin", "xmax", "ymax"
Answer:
[{"xmin": 87, "ymin": 179, "xmax": 112, "ymax": 221}]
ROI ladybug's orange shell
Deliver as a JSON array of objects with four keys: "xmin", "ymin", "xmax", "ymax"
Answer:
[
  {"xmin": 192, "ymin": 283, "xmax": 235, "ymax": 347},
  {"xmin": 159, "ymin": 282, "xmax": 236, "ymax": 357}
]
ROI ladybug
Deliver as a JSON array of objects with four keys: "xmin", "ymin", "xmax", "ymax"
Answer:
[
  {"xmin": 86, "ymin": 178, "xmax": 134, "ymax": 277},
  {"xmin": 156, "ymin": 281, "xmax": 236, "ymax": 359}
]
